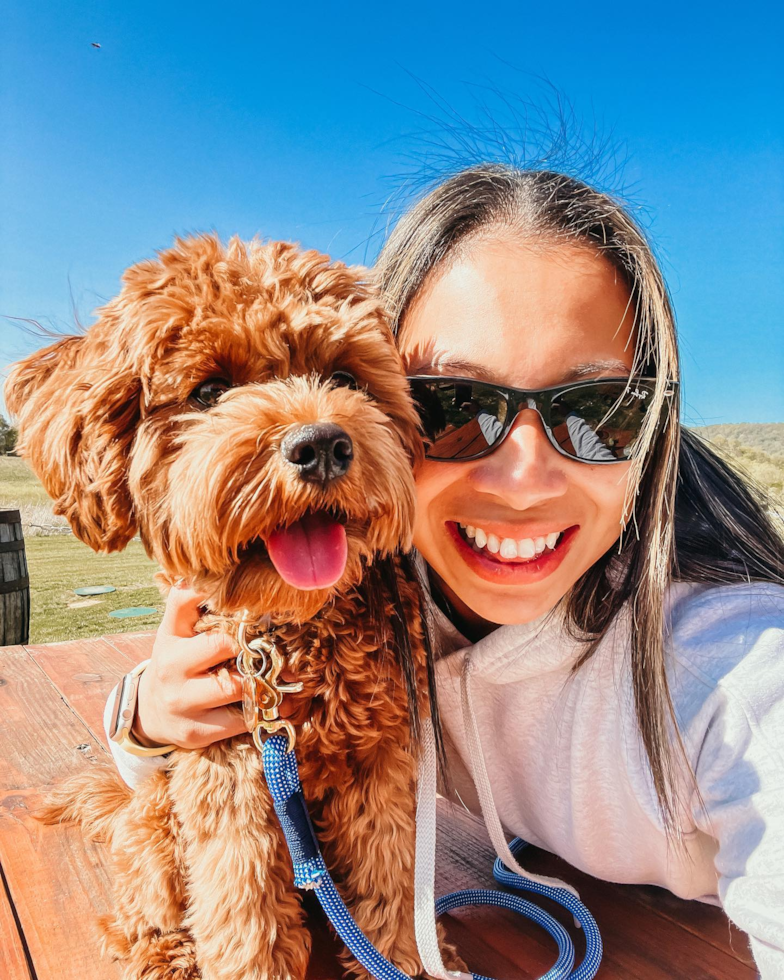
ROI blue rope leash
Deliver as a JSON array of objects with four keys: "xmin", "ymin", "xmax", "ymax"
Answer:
[
  {"xmin": 487, "ymin": 841, "xmax": 603, "ymax": 980},
  {"xmin": 262, "ymin": 734, "xmax": 602, "ymax": 980}
]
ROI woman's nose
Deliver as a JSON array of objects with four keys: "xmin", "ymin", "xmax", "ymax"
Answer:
[{"xmin": 465, "ymin": 409, "xmax": 569, "ymax": 507}]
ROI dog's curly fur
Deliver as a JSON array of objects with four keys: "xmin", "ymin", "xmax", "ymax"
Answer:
[{"xmin": 6, "ymin": 236, "xmax": 461, "ymax": 980}]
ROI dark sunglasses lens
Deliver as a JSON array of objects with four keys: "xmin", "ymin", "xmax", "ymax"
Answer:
[
  {"xmin": 409, "ymin": 380, "xmax": 508, "ymax": 459},
  {"xmin": 550, "ymin": 382, "xmax": 653, "ymax": 461}
]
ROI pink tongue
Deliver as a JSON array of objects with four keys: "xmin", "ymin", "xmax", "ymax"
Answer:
[{"xmin": 266, "ymin": 512, "xmax": 348, "ymax": 591}]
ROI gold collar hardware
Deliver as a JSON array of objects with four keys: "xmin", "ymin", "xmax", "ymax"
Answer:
[{"xmin": 236, "ymin": 615, "xmax": 303, "ymax": 753}]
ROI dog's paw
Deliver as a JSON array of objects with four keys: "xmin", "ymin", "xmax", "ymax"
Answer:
[{"xmin": 124, "ymin": 930, "xmax": 200, "ymax": 980}]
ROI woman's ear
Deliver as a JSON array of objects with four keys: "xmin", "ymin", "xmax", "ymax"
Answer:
[{"xmin": 5, "ymin": 327, "xmax": 141, "ymax": 553}]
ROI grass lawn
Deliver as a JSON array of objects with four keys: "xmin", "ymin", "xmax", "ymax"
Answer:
[
  {"xmin": 25, "ymin": 535, "xmax": 163, "ymax": 643},
  {"xmin": 0, "ymin": 455, "xmax": 163, "ymax": 643},
  {"xmin": 0, "ymin": 456, "xmax": 52, "ymax": 511},
  {"xmin": 0, "ymin": 454, "xmax": 52, "ymax": 506},
  {"xmin": 0, "ymin": 455, "xmax": 71, "ymax": 534}
]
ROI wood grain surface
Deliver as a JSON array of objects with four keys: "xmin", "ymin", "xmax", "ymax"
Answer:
[
  {"xmin": 0, "ymin": 860, "xmax": 33, "ymax": 980},
  {"xmin": 0, "ymin": 641, "xmax": 122, "ymax": 980}
]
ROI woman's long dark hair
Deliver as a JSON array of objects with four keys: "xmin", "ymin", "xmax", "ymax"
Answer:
[
  {"xmin": 375, "ymin": 164, "xmax": 784, "ymax": 835},
  {"xmin": 365, "ymin": 551, "xmax": 448, "ymax": 773}
]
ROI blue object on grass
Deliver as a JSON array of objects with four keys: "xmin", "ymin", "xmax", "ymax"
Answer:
[
  {"xmin": 109, "ymin": 606, "xmax": 157, "ymax": 618},
  {"xmin": 74, "ymin": 585, "xmax": 116, "ymax": 596}
]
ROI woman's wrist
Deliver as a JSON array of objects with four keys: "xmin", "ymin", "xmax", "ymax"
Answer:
[
  {"xmin": 129, "ymin": 669, "xmax": 172, "ymax": 749},
  {"xmin": 130, "ymin": 711, "xmax": 169, "ymax": 750}
]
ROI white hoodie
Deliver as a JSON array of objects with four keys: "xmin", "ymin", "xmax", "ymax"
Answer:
[{"xmin": 105, "ymin": 580, "xmax": 784, "ymax": 977}]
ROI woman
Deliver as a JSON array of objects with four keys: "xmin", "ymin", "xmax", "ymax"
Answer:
[{"xmin": 106, "ymin": 165, "xmax": 784, "ymax": 974}]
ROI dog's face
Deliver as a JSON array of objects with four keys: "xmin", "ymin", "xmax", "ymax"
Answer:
[{"xmin": 6, "ymin": 236, "xmax": 422, "ymax": 621}]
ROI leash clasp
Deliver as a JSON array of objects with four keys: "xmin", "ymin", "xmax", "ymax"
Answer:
[{"xmin": 236, "ymin": 615, "xmax": 303, "ymax": 752}]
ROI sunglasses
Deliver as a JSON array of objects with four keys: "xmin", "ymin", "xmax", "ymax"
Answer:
[{"xmin": 407, "ymin": 375, "xmax": 675, "ymax": 464}]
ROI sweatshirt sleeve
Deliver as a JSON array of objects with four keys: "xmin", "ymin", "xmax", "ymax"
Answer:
[
  {"xmin": 692, "ymin": 669, "xmax": 784, "ymax": 977},
  {"xmin": 102, "ymin": 683, "xmax": 171, "ymax": 789}
]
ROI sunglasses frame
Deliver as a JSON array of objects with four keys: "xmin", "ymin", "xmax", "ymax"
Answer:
[{"xmin": 407, "ymin": 375, "xmax": 677, "ymax": 465}]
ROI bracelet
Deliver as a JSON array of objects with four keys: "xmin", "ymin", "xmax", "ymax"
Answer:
[{"xmin": 108, "ymin": 659, "xmax": 177, "ymax": 757}]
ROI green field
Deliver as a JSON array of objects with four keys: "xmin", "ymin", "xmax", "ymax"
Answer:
[
  {"xmin": 0, "ymin": 454, "xmax": 52, "ymax": 506},
  {"xmin": 1, "ymin": 456, "xmax": 162, "ymax": 643},
  {"xmin": 24, "ymin": 536, "xmax": 162, "ymax": 643}
]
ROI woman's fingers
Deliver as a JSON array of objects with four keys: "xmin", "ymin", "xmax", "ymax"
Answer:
[
  {"xmin": 158, "ymin": 583, "xmax": 203, "ymax": 640},
  {"xmin": 190, "ymin": 667, "xmax": 244, "ymax": 709},
  {"xmin": 202, "ymin": 705, "xmax": 249, "ymax": 741},
  {"xmin": 191, "ymin": 661, "xmax": 308, "ymax": 723},
  {"xmin": 175, "ymin": 705, "xmax": 249, "ymax": 750},
  {"xmin": 183, "ymin": 630, "xmax": 238, "ymax": 676},
  {"xmin": 137, "ymin": 588, "xmax": 308, "ymax": 748}
]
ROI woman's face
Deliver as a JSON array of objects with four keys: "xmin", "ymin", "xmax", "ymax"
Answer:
[{"xmin": 399, "ymin": 236, "xmax": 636, "ymax": 631}]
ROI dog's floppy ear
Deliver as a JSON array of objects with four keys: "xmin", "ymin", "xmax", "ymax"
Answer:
[{"xmin": 5, "ymin": 321, "xmax": 141, "ymax": 553}]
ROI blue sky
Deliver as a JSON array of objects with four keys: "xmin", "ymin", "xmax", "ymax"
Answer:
[{"xmin": 1, "ymin": 0, "xmax": 782, "ymax": 424}]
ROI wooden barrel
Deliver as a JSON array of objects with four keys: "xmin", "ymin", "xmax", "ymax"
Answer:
[{"xmin": 0, "ymin": 510, "xmax": 30, "ymax": 646}]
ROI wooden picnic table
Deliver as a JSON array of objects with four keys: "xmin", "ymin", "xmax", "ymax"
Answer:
[{"xmin": 0, "ymin": 633, "xmax": 757, "ymax": 980}]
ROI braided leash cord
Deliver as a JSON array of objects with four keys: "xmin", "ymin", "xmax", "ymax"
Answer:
[{"xmin": 261, "ymin": 735, "xmax": 602, "ymax": 980}]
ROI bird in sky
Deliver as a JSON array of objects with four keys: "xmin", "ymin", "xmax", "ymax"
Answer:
[{"xmin": 91, "ymin": 42, "xmax": 101, "ymax": 49}]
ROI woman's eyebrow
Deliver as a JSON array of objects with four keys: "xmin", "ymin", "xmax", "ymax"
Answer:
[
  {"xmin": 405, "ymin": 357, "xmax": 630, "ymax": 383},
  {"xmin": 404, "ymin": 357, "xmax": 497, "ymax": 381},
  {"xmin": 562, "ymin": 359, "xmax": 631, "ymax": 381}
]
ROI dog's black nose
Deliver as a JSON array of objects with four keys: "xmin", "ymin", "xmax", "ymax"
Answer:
[{"xmin": 281, "ymin": 423, "xmax": 353, "ymax": 484}]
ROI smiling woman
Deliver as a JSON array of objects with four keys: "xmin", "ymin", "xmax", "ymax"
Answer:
[{"xmin": 372, "ymin": 164, "xmax": 784, "ymax": 977}]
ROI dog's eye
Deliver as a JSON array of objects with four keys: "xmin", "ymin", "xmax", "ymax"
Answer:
[
  {"xmin": 192, "ymin": 378, "xmax": 231, "ymax": 407},
  {"xmin": 330, "ymin": 371, "xmax": 358, "ymax": 390}
]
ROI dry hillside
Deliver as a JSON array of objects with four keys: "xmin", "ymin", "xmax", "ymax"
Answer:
[{"xmin": 691, "ymin": 423, "xmax": 784, "ymax": 508}]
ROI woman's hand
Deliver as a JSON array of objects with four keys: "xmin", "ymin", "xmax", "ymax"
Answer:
[
  {"xmin": 132, "ymin": 583, "xmax": 304, "ymax": 750},
  {"xmin": 132, "ymin": 585, "xmax": 246, "ymax": 749}
]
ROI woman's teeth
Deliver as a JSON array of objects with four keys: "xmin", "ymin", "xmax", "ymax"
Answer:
[{"xmin": 460, "ymin": 524, "xmax": 561, "ymax": 560}]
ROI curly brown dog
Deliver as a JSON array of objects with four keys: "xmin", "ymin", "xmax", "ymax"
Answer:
[{"xmin": 6, "ymin": 235, "xmax": 459, "ymax": 980}]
